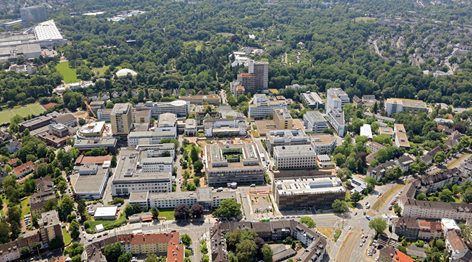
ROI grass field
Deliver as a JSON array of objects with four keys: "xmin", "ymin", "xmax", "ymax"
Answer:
[
  {"xmin": 373, "ymin": 184, "xmax": 404, "ymax": 211},
  {"xmin": 317, "ymin": 228, "xmax": 333, "ymax": 238},
  {"xmin": 93, "ymin": 65, "xmax": 110, "ymax": 75},
  {"xmin": 21, "ymin": 196, "xmax": 30, "ymax": 217},
  {"xmin": 0, "ymin": 104, "xmax": 45, "ymax": 124},
  {"xmin": 55, "ymin": 62, "xmax": 79, "ymax": 83},
  {"xmin": 62, "ymin": 228, "xmax": 71, "ymax": 246},
  {"xmin": 159, "ymin": 208, "xmax": 175, "ymax": 220}
]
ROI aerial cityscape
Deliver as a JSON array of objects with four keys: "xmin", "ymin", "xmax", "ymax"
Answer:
[{"xmin": 0, "ymin": 0, "xmax": 471, "ymax": 261}]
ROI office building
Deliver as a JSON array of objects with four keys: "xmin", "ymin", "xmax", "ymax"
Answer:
[
  {"xmin": 179, "ymin": 95, "xmax": 220, "ymax": 105},
  {"xmin": 204, "ymin": 142, "xmax": 264, "ymax": 186},
  {"xmin": 127, "ymin": 131, "xmax": 177, "ymax": 146},
  {"xmin": 395, "ymin": 132, "xmax": 410, "ymax": 148},
  {"xmin": 311, "ymin": 134, "xmax": 337, "ymax": 154},
  {"xmin": 386, "ymin": 99, "xmax": 428, "ymax": 117},
  {"xmin": 203, "ymin": 118, "xmax": 247, "ymax": 137},
  {"xmin": 326, "ymin": 88, "xmax": 349, "ymax": 109},
  {"xmin": 234, "ymin": 60, "xmax": 269, "ymax": 94},
  {"xmin": 185, "ymin": 119, "xmax": 197, "ymax": 136},
  {"xmin": 77, "ymin": 121, "xmax": 106, "ymax": 139},
  {"xmin": 39, "ymin": 211, "xmax": 63, "ymax": 248},
  {"xmin": 50, "ymin": 113, "xmax": 77, "ymax": 127},
  {"xmin": 301, "ymin": 92, "xmax": 325, "ymax": 109},
  {"xmin": 36, "ymin": 124, "xmax": 70, "ymax": 147},
  {"xmin": 110, "ymin": 103, "xmax": 133, "ymax": 136},
  {"xmin": 274, "ymin": 144, "xmax": 317, "ymax": 169},
  {"xmin": 111, "ymin": 147, "xmax": 173, "ymax": 196},
  {"xmin": 133, "ymin": 109, "xmax": 151, "ymax": 124},
  {"xmin": 19, "ymin": 115, "xmax": 53, "ymax": 131},
  {"xmin": 129, "ymin": 187, "xmax": 236, "ymax": 210},
  {"xmin": 156, "ymin": 113, "xmax": 177, "ymax": 133},
  {"xmin": 273, "ymin": 177, "xmax": 345, "ymax": 208},
  {"xmin": 20, "ymin": 6, "xmax": 47, "ymax": 25},
  {"xmin": 304, "ymin": 111, "xmax": 328, "ymax": 133},
  {"xmin": 97, "ymin": 109, "xmax": 112, "ymax": 122},
  {"xmin": 74, "ymin": 137, "xmax": 117, "ymax": 154},
  {"xmin": 265, "ymin": 129, "xmax": 310, "ymax": 154},
  {"xmin": 273, "ymin": 108, "xmax": 293, "ymax": 130},
  {"xmin": 140, "ymin": 100, "xmax": 190, "ymax": 118},
  {"xmin": 379, "ymin": 127, "xmax": 394, "ymax": 137},
  {"xmin": 326, "ymin": 108, "xmax": 345, "ymax": 137},
  {"xmin": 73, "ymin": 162, "xmax": 110, "ymax": 200},
  {"xmin": 248, "ymin": 94, "xmax": 288, "ymax": 118}
]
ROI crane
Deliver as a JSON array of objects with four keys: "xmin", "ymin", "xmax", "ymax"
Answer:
[{"xmin": 83, "ymin": 101, "xmax": 97, "ymax": 125}]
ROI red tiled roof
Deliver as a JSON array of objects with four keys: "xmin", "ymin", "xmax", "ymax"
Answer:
[
  {"xmin": 7, "ymin": 158, "xmax": 18, "ymax": 166},
  {"xmin": 75, "ymin": 155, "xmax": 112, "ymax": 165},
  {"xmin": 393, "ymin": 250, "xmax": 415, "ymax": 262},
  {"xmin": 167, "ymin": 235, "xmax": 185, "ymax": 262},
  {"xmin": 241, "ymin": 73, "xmax": 254, "ymax": 76},
  {"xmin": 13, "ymin": 161, "xmax": 35, "ymax": 175}
]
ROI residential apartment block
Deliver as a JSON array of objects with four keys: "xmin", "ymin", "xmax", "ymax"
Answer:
[
  {"xmin": 303, "ymin": 111, "xmax": 327, "ymax": 133},
  {"xmin": 39, "ymin": 211, "xmax": 63, "ymax": 248},
  {"xmin": 265, "ymin": 129, "xmax": 310, "ymax": 154},
  {"xmin": 273, "ymin": 177, "xmax": 345, "ymax": 208},
  {"xmin": 365, "ymin": 141, "xmax": 387, "ymax": 153},
  {"xmin": 301, "ymin": 91, "xmax": 325, "ymax": 109},
  {"xmin": 393, "ymin": 217, "xmax": 443, "ymax": 240},
  {"xmin": 274, "ymin": 144, "xmax": 317, "ymax": 169},
  {"xmin": 110, "ymin": 103, "xmax": 133, "ymax": 136},
  {"xmin": 386, "ymin": 98, "xmax": 428, "ymax": 117},
  {"xmin": 204, "ymin": 142, "xmax": 264, "ymax": 186},
  {"xmin": 30, "ymin": 177, "xmax": 56, "ymax": 217}
]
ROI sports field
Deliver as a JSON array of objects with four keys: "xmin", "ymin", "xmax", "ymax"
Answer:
[
  {"xmin": 0, "ymin": 104, "xmax": 46, "ymax": 124},
  {"xmin": 55, "ymin": 62, "xmax": 79, "ymax": 83}
]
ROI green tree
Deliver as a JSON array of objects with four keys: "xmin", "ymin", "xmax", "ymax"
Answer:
[
  {"xmin": 20, "ymin": 246, "xmax": 30, "ymax": 257},
  {"xmin": 190, "ymin": 147, "xmax": 199, "ymax": 163},
  {"xmin": 43, "ymin": 198, "xmax": 58, "ymax": 212},
  {"xmin": 434, "ymin": 151, "xmax": 446, "ymax": 164},
  {"xmin": 124, "ymin": 204, "xmax": 135, "ymax": 217},
  {"xmin": 181, "ymin": 234, "xmax": 192, "ymax": 248},
  {"xmin": 104, "ymin": 243, "xmax": 124, "ymax": 262},
  {"xmin": 213, "ymin": 199, "xmax": 242, "ymax": 217},
  {"xmin": 70, "ymin": 219, "xmax": 80, "ymax": 239},
  {"xmin": 369, "ymin": 218, "xmax": 387, "ymax": 236},
  {"xmin": 150, "ymin": 207, "xmax": 159, "ymax": 219},
  {"xmin": 32, "ymin": 242, "xmax": 41, "ymax": 255},
  {"xmin": 416, "ymin": 193, "xmax": 427, "ymax": 201},
  {"xmin": 60, "ymin": 195, "xmax": 75, "ymax": 216},
  {"xmin": 351, "ymin": 191, "xmax": 362, "ymax": 204},
  {"xmin": 393, "ymin": 203, "xmax": 402, "ymax": 216},
  {"xmin": 193, "ymin": 160, "xmax": 204, "ymax": 173},
  {"xmin": 299, "ymin": 216, "xmax": 316, "ymax": 228},
  {"xmin": 439, "ymin": 189, "xmax": 453, "ymax": 202},
  {"xmin": 111, "ymin": 155, "xmax": 117, "ymax": 167},
  {"xmin": 332, "ymin": 199, "xmax": 348, "ymax": 213},
  {"xmin": 235, "ymin": 239, "xmax": 257, "ymax": 262},
  {"xmin": 261, "ymin": 245, "xmax": 273, "ymax": 262},
  {"xmin": 118, "ymin": 252, "xmax": 132, "ymax": 262},
  {"xmin": 463, "ymin": 188, "xmax": 472, "ymax": 203}
]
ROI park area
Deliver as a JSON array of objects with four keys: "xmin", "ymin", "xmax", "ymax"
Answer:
[
  {"xmin": 0, "ymin": 104, "xmax": 46, "ymax": 124},
  {"xmin": 55, "ymin": 62, "xmax": 79, "ymax": 83}
]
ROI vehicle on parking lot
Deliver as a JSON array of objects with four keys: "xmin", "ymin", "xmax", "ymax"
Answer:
[
  {"xmin": 360, "ymin": 243, "xmax": 363, "ymax": 247},
  {"xmin": 88, "ymin": 239, "xmax": 93, "ymax": 242}
]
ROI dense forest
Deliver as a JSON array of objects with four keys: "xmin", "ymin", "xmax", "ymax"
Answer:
[{"xmin": 1, "ymin": 0, "xmax": 472, "ymax": 112}]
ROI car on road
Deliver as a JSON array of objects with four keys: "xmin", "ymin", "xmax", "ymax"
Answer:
[
  {"xmin": 354, "ymin": 212, "xmax": 357, "ymax": 216},
  {"xmin": 363, "ymin": 239, "xmax": 366, "ymax": 243},
  {"xmin": 348, "ymin": 226, "xmax": 351, "ymax": 230},
  {"xmin": 103, "ymin": 232, "xmax": 108, "ymax": 236},
  {"xmin": 88, "ymin": 239, "xmax": 93, "ymax": 242},
  {"xmin": 366, "ymin": 216, "xmax": 371, "ymax": 220},
  {"xmin": 360, "ymin": 243, "xmax": 363, "ymax": 247},
  {"xmin": 365, "ymin": 202, "xmax": 368, "ymax": 205}
]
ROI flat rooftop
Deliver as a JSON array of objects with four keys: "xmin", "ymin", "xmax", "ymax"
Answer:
[
  {"xmin": 311, "ymin": 134, "xmax": 336, "ymax": 145},
  {"xmin": 205, "ymin": 142, "xmax": 263, "ymax": 171},
  {"xmin": 274, "ymin": 144, "xmax": 316, "ymax": 157},
  {"xmin": 128, "ymin": 130, "xmax": 176, "ymax": 138},
  {"xmin": 74, "ymin": 166, "xmax": 108, "ymax": 194},
  {"xmin": 275, "ymin": 177, "xmax": 345, "ymax": 196},
  {"xmin": 113, "ymin": 148, "xmax": 172, "ymax": 183},
  {"xmin": 74, "ymin": 137, "xmax": 117, "ymax": 147},
  {"xmin": 111, "ymin": 103, "xmax": 131, "ymax": 115},
  {"xmin": 305, "ymin": 110, "xmax": 325, "ymax": 122},
  {"xmin": 94, "ymin": 206, "xmax": 117, "ymax": 217}
]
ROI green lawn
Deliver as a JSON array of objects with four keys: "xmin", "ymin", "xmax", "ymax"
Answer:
[
  {"xmin": 62, "ymin": 228, "xmax": 71, "ymax": 246},
  {"xmin": 93, "ymin": 65, "xmax": 110, "ymax": 75},
  {"xmin": 159, "ymin": 208, "xmax": 175, "ymax": 220},
  {"xmin": 55, "ymin": 62, "xmax": 79, "ymax": 83},
  {"xmin": 21, "ymin": 196, "xmax": 30, "ymax": 217},
  {"xmin": 0, "ymin": 104, "xmax": 46, "ymax": 124},
  {"xmin": 87, "ymin": 213, "xmax": 127, "ymax": 232}
]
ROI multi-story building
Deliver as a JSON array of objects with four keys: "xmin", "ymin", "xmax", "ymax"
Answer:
[
  {"xmin": 116, "ymin": 232, "xmax": 183, "ymax": 259},
  {"xmin": 30, "ymin": 176, "xmax": 56, "ymax": 217},
  {"xmin": 386, "ymin": 99, "xmax": 428, "ymax": 117},
  {"xmin": 156, "ymin": 113, "xmax": 177, "ymax": 133},
  {"xmin": 235, "ymin": 60, "xmax": 269, "ymax": 94},
  {"xmin": 73, "ymin": 162, "xmax": 110, "ymax": 200},
  {"xmin": 39, "ymin": 211, "xmax": 63, "ymax": 248},
  {"xmin": 366, "ymin": 155, "xmax": 415, "ymax": 181},
  {"xmin": 273, "ymin": 108, "xmax": 293, "ymax": 130},
  {"xmin": 132, "ymin": 109, "xmax": 151, "ymax": 124},
  {"xmin": 179, "ymin": 95, "xmax": 220, "ymax": 105},
  {"xmin": 326, "ymin": 108, "xmax": 345, "ymax": 137},
  {"xmin": 446, "ymin": 230, "xmax": 472, "ymax": 262},
  {"xmin": 301, "ymin": 92, "xmax": 325, "ymax": 109},
  {"xmin": 303, "ymin": 111, "xmax": 327, "ymax": 133},
  {"xmin": 129, "ymin": 187, "xmax": 236, "ymax": 210},
  {"xmin": 211, "ymin": 220, "xmax": 327, "ymax": 262},
  {"xmin": 20, "ymin": 6, "xmax": 47, "ymax": 25},
  {"xmin": 36, "ymin": 124, "xmax": 70, "ymax": 147},
  {"xmin": 19, "ymin": 115, "xmax": 53, "ymax": 131},
  {"xmin": 204, "ymin": 142, "xmax": 264, "ymax": 186},
  {"xmin": 416, "ymin": 168, "xmax": 462, "ymax": 194},
  {"xmin": 230, "ymin": 81, "xmax": 245, "ymax": 97},
  {"xmin": 273, "ymin": 177, "xmax": 345, "ymax": 208},
  {"xmin": 97, "ymin": 109, "xmax": 112, "ymax": 122},
  {"xmin": 265, "ymin": 129, "xmax": 310, "ymax": 154},
  {"xmin": 273, "ymin": 144, "xmax": 317, "ymax": 169},
  {"xmin": 326, "ymin": 88, "xmax": 349, "ymax": 109},
  {"xmin": 360, "ymin": 124, "xmax": 373, "ymax": 139},
  {"xmin": 392, "ymin": 217, "xmax": 420, "ymax": 240},
  {"xmin": 140, "ymin": 100, "xmax": 190, "ymax": 118},
  {"xmin": 74, "ymin": 137, "xmax": 117, "ymax": 154},
  {"xmin": 12, "ymin": 161, "xmax": 35, "ymax": 178},
  {"xmin": 111, "ymin": 147, "xmax": 173, "ymax": 196},
  {"xmin": 311, "ymin": 134, "xmax": 336, "ymax": 154},
  {"xmin": 203, "ymin": 118, "xmax": 247, "ymax": 137},
  {"xmin": 418, "ymin": 220, "xmax": 443, "ymax": 240},
  {"xmin": 248, "ymin": 94, "xmax": 287, "ymax": 118},
  {"xmin": 365, "ymin": 141, "xmax": 387, "ymax": 153},
  {"xmin": 127, "ymin": 131, "xmax": 176, "ymax": 146},
  {"xmin": 50, "ymin": 113, "xmax": 77, "ymax": 127},
  {"xmin": 110, "ymin": 103, "xmax": 133, "ymax": 136},
  {"xmin": 77, "ymin": 122, "xmax": 106, "ymax": 139},
  {"xmin": 379, "ymin": 127, "xmax": 395, "ymax": 137},
  {"xmin": 0, "ymin": 232, "xmax": 41, "ymax": 262},
  {"xmin": 395, "ymin": 132, "xmax": 410, "ymax": 148}
]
